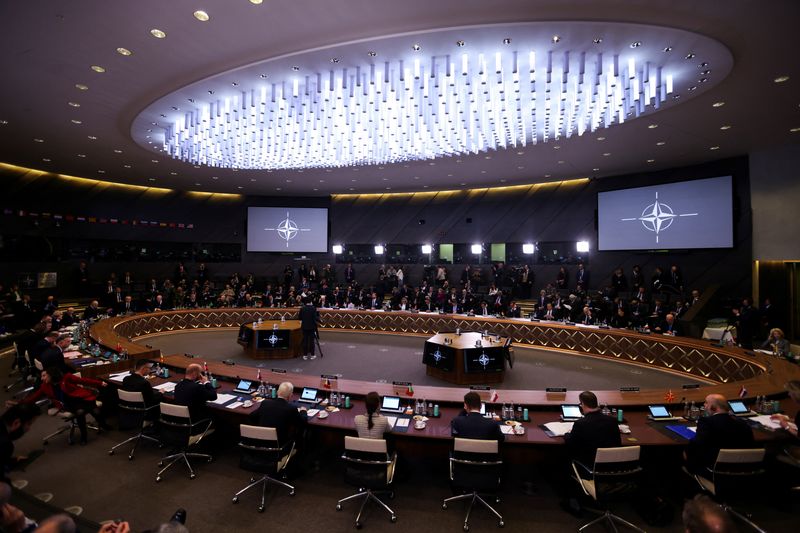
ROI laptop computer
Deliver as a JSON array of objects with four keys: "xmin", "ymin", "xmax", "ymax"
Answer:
[
  {"xmin": 560, "ymin": 404, "xmax": 583, "ymax": 421},
  {"xmin": 728, "ymin": 400, "xmax": 757, "ymax": 417},
  {"xmin": 297, "ymin": 387, "xmax": 320, "ymax": 404},
  {"xmin": 232, "ymin": 379, "xmax": 255, "ymax": 394},
  {"xmin": 380, "ymin": 395, "xmax": 405, "ymax": 414},
  {"xmin": 647, "ymin": 405, "xmax": 675, "ymax": 420}
]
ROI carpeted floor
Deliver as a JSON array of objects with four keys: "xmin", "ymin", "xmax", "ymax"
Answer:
[{"xmin": 136, "ymin": 329, "xmax": 704, "ymax": 391}]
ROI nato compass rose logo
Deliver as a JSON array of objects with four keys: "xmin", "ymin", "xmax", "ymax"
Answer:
[
  {"xmin": 620, "ymin": 192, "xmax": 698, "ymax": 244},
  {"xmin": 267, "ymin": 333, "xmax": 280, "ymax": 346},
  {"xmin": 477, "ymin": 352, "xmax": 491, "ymax": 368},
  {"xmin": 432, "ymin": 347, "xmax": 444, "ymax": 363},
  {"xmin": 264, "ymin": 211, "xmax": 311, "ymax": 248}
]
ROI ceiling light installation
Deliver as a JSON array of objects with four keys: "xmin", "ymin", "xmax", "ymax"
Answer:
[{"xmin": 137, "ymin": 22, "xmax": 732, "ymax": 170}]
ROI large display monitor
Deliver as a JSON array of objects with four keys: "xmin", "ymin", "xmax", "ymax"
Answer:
[
  {"xmin": 247, "ymin": 207, "xmax": 329, "ymax": 252},
  {"xmin": 422, "ymin": 341, "xmax": 455, "ymax": 372},
  {"xmin": 463, "ymin": 347, "xmax": 506, "ymax": 374},
  {"xmin": 597, "ymin": 176, "xmax": 733, "ymax": 250}
]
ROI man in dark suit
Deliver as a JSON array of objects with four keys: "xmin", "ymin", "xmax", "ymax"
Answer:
[
  {"xmin": 563, "ymin": 390, "xmax": 621, "ymax": 469},
  {"xmin": 173, "ymin": 363, "xmax": 217, "ymax": 423},
  {"xmin": 298, "ymin": 297, "xmax": 319, "ymax": 360},
  {"xmin": 122, "ymin": 359, "xmax": 162, "ymax": 409},
  {"xmin": 685, "ymin": 394, "xmax": 755, "ymax": 475},
  {"xmin": 83, "ymin": 300, "xmax": 101, "ymax": 321},
  {"xmin": 116, "ymin": 295, "xmax": 137, "ymax": 315},
  {"xmin": 40, "ymin": 334, "xmax": 72, "ymax": 374},
  {"xmin": 450, "ymin": 392, "xmax": 503, "ymax": 445},
  {"xmin": 575, "ymin": 263, "xmax": 590, "ymax": 291},
  {"xmin": 249, "ymin": 381, "xmax": 308, "ymax": 445},
  {"xmin": 654, "ymin": 313, "xmax": 681, "ymax": 336}
]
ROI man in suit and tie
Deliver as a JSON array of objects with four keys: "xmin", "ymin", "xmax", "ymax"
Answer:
[
  {"xmin": 116, "ymin": 295, "xmax": 136, "ymax": 315},
  {"xmin": 174, "ymin": 363, "xmax": 217, "ymax": 424},
  {"xmin": 685, "ymin": 394, "xmax": 754, "ymax": 475},
  {"xmin": 299, "ymin": 297, "xmax": 320, "ymax": 360},
  {"xmin": 575, "ymin": 263, "xmax": 589, "ymax": 292},
  {"xmin": 249, "ymin": 381, "xmax": 308, "ymax": 446},
  {"xmin": 654, "ymin": 313, "xmax": 680, "ymax": 335},
  {"xmin": 451, "ymin": 392, "xmax": 503, "ymax": 445},
  {"xmin": 579, "ymin": 306, "xmax": 595, "ymax": 325},
  {"xmin": 538, "ymin": 302, "xmax": 558, "ymax": 321},
  {"xmin": 564, "ymin": 391, "xmax": 621, "ymax": 468}
]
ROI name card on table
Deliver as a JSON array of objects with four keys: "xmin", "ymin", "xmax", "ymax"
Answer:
[
  {"xmin": 321, "ymin": 374, "xmax": 339, "ymax": 380},
  {"xmin": 681, "ymin": 384, "xmax": 701, "ymax": 390},
  {"xmin": 619, "ymin": 386, "xmax": 640, "ymax": 393},
  {"xmin": 546, "ymin": 387, "xmax": 567, "ymax": 393},
  {"xmin": 392, "ymin": 381, "xmax": 412, "ymax": 388},
  {"xmin": 470, "ymin": 385, "xmax": 491, "ymax": 391},
  {"xmin": 270, "ymin": 368, "xmax": 287, "ymax": 374}
]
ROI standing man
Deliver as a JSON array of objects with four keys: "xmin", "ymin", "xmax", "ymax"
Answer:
[
  {"xmin": 299, "ymin": 297, "xmax": 319, "ymax": 361},
  {"xmin": 451, "ymin": 392, "xmax": 503, "ymax": 445}
]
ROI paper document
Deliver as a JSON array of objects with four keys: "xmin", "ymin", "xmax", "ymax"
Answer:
[
  {"xmin": 751, "ymin": 415, "xmax": 782, "ymax": 430},
  {"xmin": 543, "ymin": 421, "xmax": 574, "ymax": 437},
  {"xmin": 108, "ymin": 371, "xmax": 130, "ymax": 383},
  {"xmin": 306, "ymin": 409, "xmax": 320, "ymax": 418},
  {"xmin": 154, "ymin": 382, "xmax": 176, "ymax": 393},
  {"xmin": 209, "ymin": 393, "xmax": 237, "ymax": 405},
  {"xmin": 500, "ymin": 425, "xmax": 515, "ymax": 434},
  {"xmin": 386, "ymin": 416, "xmax": 397, "ymax": 428},
  {"xmin": 226, "ymin": 402, "xmax": 243, "ymax": 410},
  {"xmin": 394, "ymin": 418, "xmax": 410, "ymax": 428}
]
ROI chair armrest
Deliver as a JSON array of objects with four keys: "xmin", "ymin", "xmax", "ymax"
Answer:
[{"xmin": 190, "ymin": 418, "xmax": 214, "ymax": 443}]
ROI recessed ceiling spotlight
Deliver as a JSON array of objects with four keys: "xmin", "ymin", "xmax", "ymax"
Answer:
[
  {"xmin": 149, "ymin": 178, "xmax": 156, "ymax": 182},
  {"xmin": 193, "ymin": 10, "xmax": 210, "ymax": 22},
  {"xmin": 456, "ymin": 40, "xmax": 465, "ymax": 47},
  {"xmin": 647, "ymin": 124, "xmax": 658, "ymax": 129},
  {"xmin": 349, "ymin": 187, "xmax": 355, "ymax": 191},
  {"xmin": 553, "ymin": 145, "xmax": 561, "ymax": 149},
  {"xmin": 709, "ymin": 146, "xmax": 720, "ymax": 150},
  {"xmin": 593, "ymin": 38, "xmax": 603, "ymax": 44},
  {"xmin": 663, "ymin": 46, "xmax": 673, "ymax": 52},
  {"xmin": 116, "ymin": 47, "xmax": 132, "ymax": 56},
  {"xmin": 517, "ymin": 166, "xmax": 524, "ymax": 170},
  {"xmin": 484, "ymin": 155, "xmax": 492, "ymax": 159},
  {"xmin": 557, "ymin": 160, "xmax": 565, "ymax": 164},
  {"xmin": 42, "ymin": 158, "xmax": 51, "ymax": 162},
  {"xmin": 687, "ymin": 86, "xmax": 697, "ymax": 91},
  {"xmin": 113, "ymin": 149, "xmax": 122, "ymax": 153},
  {"xmin": 630, "ymin": 41, "xmax": 642, "ymax": 48},
  {"xmin": 75, "ymin": 84, "xmax": 88, "ymax": 90},
  {"xmin": 77, "ymin": 154, "xmax": 86, "ymax": 158},
  {"xmin": 423, "ymin": 185, "xmax": 429, "ymax": 189},
  {"xmin": 170, "ymin": 171, "xmax": 178, "ymax": 175},
  {"xmin": 712, "ymin": 101, "xmax": 725, "ymax": 107},
  {"xmin": 97, "ymin": 170, "xmax": 105, "ymax": 174},
  {"xmin": 544, "ymin": 174, "xmax": 551, "ymax": 178},
  {"xmin": 646, "ymin": 159, "xmax": 655, "ymax": 163},
  {"xmin": 503, "ymin": 38, "xmax": 512, "ymax": 45},
  {"xmin": 150, "ymin": 28, "xmax": 166, "ymax": 39},
  {"xmin": 87, "ymin": 135, "xmax": 97, "ymax": 140},
  {"xmin": 656, "ymin": 141, "xmax": 666, "ymax": 146},
  {"xmin": 603, "ymin": 152, "xmax": 611, "ymax": 156},
  {"xmin": 90, "ymin": 65, "xmax": 106, "ymax": 73},
  {"xmin": 70, "ymin": 119, "xmax": 82, "ymax": 124},
  {"xmin": 249, "ymin": 0, "xmax": 263, "ymax": 4},
  {"xmin": 33, "ymin": 138, "xmax": 44, "ymax": 143},
  {"xmin": 291, "ymin": 66, "xmax": 300, "ymax": 71},
  {"xmin": 790, "ymin": 127, "xmax": 800, "ymax": 133},
  {"xmin": 237, "ymin": 186, "xmax": 244, "ymax": 189},
  {"xmin": 720, "ymin": 125, "xmax": 732, "ymax": 130},
  {"xmin": 211, "ymin": 176, "xmax": 218, "ymax": 180},
  {"xmin": 0, "ymin": 119, "xmax": 7, "ymax": 125},
  {"xmin": 250, "ymin": 178, "xmax": 257, "ymax": 182},
  {"xmin": 673, "ymin": 94, "xmax": 681, "ymax": 99},
  {"xmin": 276, "ymin": 187, "xmax": 282, "ymax": 191},
  {"xmin": 592, "ymin": 168, "xmax": 600, "ymax": 172},
  {"xmin": 596, "ymin": 136, "xmax": 606, "ymax": 141},
  {"xmin": 151, "ymin": 159, "xmax": 159, "ymax": 163},
  {"xmin": 231, "ymin": 82, "xmax": 239, "ymax": 87},
  {"xmin": 685, "ymin": 53, "xmax": 696, "ymax": 59},
  {"xmin": 124, "ymin": 164, "xmax": 131, "ymax": 168},
  {"xmin": 313, "ymin": 188, "xmax": 319, "ymax": 191},
  {"xmin": 551, "ymin": 35, "xmax": 560, "ymax": 43},
  {"xmin": 774, "ymin": 75, "xmax": 790, "ymax": 83},
  {"xmin": 367, "ymin": 51, "xmax": 377, "ymax": 57},
  {"xmin": 412, "ymin": 44, "xmax": 421, "ymax": 51},
  {"xmin": 194, "ymin": 182, "xmax": 201, "ymax": 186},
  {"xmin": 516, "ymin": 151, "xmax": 524, "ymax": 155}
]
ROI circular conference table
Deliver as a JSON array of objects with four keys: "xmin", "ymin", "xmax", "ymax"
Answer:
[{"xmin": 91, "ymin": 308, "xmax": 800, "ymax": 409}]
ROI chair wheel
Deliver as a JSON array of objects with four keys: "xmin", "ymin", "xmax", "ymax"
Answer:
[
  {"xmin": 207, "ymin": 457, "xmax": 213, "ymax": 463},
  {"xmin": 289, "ymin": 490, "xmax": 295, "ymax": 496},
  {"xmin": 336, "ymin": 504, "xmax": 342, "ymax": 511},
  {"xmin": 258, "ymin": 506, "xmax": 264, "ymax": 513},
  {"xmin": 232, "ymin": 497, "xmax": 239, "ymax": 504},
  {"xmin": 463, "ymin": 525, "xmax": 469, "ymax": 532},
  {"xmin": 155, "ymin": 477, "xmax": 161, "ymax": 483},
  {"xmin": 108, "ymin": 450, "xmax": 114, "ymax": 456},
  {"xmin": 189, "ymin": 473, "xmax": 196, "ymax": 480},
  {"xmin": 390, "ymin": 515, "xmax": 397, "ymax": 523},
  {"xmin": 498, "ymin": 520, "xmax": 504, "ymax": 528},
  {"xmin": 128, "ymin": 455, "xmax": 134, "ymax": 461},
  {"xmin": 388, "ymin": 491, "xmax": 395, "ymax": 500},
  {"xmin": 158, "ymin": 461, "xmax": 164, "ymax": 467},
  {"xmin": 355, "ymin": 523, "xmax": 362, "ymax": 530},
  {"xmin": 442, "ymin": 503, "xmax": 448, "ymax": 510}
]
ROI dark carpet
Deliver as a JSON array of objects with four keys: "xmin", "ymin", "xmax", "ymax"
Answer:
[{"xmin": 136, "ymin": 330, "xmax": 705, "ymax": 391}]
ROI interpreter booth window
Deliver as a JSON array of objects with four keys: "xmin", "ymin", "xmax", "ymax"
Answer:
[{"xmin": 535, "ymin": 241, "xmax": 589, "ymax": 265}]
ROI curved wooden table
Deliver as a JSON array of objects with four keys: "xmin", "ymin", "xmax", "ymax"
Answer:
[{"xmin": 90, "ymin": 308, "xmax": 800, "ymax": 409}]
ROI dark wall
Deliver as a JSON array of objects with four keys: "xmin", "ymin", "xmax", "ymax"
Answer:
[{"xmin": 0, "ymin": 156, "xmax": 751, "ymax": 299}]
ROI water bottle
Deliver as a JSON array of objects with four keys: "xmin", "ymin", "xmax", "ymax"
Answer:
[
  {"xmin": 509, "ymin": 403, "xmax": 516, "ymax": 420},
  {"xmin": 522, "ymin": 407, "xmax": 529, "ymax": 422},
  {"xmin": 331, "ymin": 391, "xmax": 338, "ymax": 407},
  {"xmin": 517, "ymin": 405, "xmax": 523, "ymax": 421},
  {"xmin": 433, "ymin": 404, "xmax": 439, "ymax": 417},
  {"xmin": 344, "ymin": 396, "xmax": 351, "ymax": 409},
  {"xmin": 617, "ymin": 409, "xmax": 624, "ymax": 423},
  {"xmin": 427, "ymin": 400, "xmax": 433, "ymax": 417},
  {"xmin": 601, "ymin": 404, "xmax": 610, "ymax": 416},
  {"xmin": 683, "ymin": 400, "xmax": 690, "ymax": 418}
]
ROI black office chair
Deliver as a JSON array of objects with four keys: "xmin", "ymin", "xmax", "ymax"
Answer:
[
  {"xmin": 442, "ymin": 438, "xmax": 504, "ymax": 531},
  {"xmin": 108, "ymin": 390, "xmax": 161, "ymax": 460},
  {"xmin": 686, "ymin": 448, "xmax": 766, "ymax": 533},
  {"xmin": 571, "ymin": 445, "xmax": 644, "ymax": 533},
  {"xmin": 336, "ymin": 436, "xmax": 397, "ymax": 529},
  {"xmin": 232, "ymin": 424, "xmax": 296, "ymax": 512},
  {"xmin": 155, "ymin": 403, "xmax": 213, "ymax": 482}
]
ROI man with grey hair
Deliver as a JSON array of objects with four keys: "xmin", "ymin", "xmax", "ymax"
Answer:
[
  {"xmin": 685, "ymin": 393, "xmax": 754, "ymax": 475},
  {"xmin": 249, "ymin": 381, "xmax": 307, "ymax": 445}
]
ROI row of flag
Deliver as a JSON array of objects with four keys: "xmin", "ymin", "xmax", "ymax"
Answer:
[{"xmin": 3, "ymin": 208, "xmax": 194, "ymax": 229}]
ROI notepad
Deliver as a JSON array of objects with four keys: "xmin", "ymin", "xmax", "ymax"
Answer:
[
  {"xmin": 154, "ymin": 382, "xmax": 176, "ymax": 393},
  {"xmin": 394, "ymin": 418, "xmax": 410, "ymax": 428},
  {"xmin": 306, "ymin": 409, "xmax": 320, "ymax": 418},
  {"xmin": 226, "ymin": 401, "xmax": 243, "ymax": 409},
  {"xmin": 751, "ymin": 415, "xmax": 782, "ymax": 430},
  {"xmin": 543, "ymin": 421, "xmax": 574, "ymax": 437},
  {"xmin": 108, "ymin": 371, "xmax": 130, "ymax": 383},
  {"xmin": 500, "ymin": 425, "xmax": 515, "ymax": 434},
  {"xmin": 209, "ymin": 393, "xmax": 237, "ymax": 405},
  {"xmin": 665, "ymin": 425, "xmax": 697, "ymax": 440}
]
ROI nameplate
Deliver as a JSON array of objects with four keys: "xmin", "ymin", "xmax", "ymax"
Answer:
[
  {"xmin": 565, "ymin": 321, "xmax": 576, "ymax": 326},
  {"xmin": 183, "ymin": 353, "xmax": 196, "ymax": 358},
  {"xmin": 546, "ymin": 387, "xmax": 567, "ymax": 393},
  {"xmin": 392, "ymin": 381, "xmax": 412, "ymax": 387},
  {"xmin": 270, "ymin": 368, "xmax": 287, "ymax": 374},
  {"xmin": 599, "ymin": 325, "xmax": 610, "ymax": 329},
  {"xmin": 470, "ymin": 385, "xmax": 491, "ymax": 391},
  {"xmin": 744, "ymin": 350, "xmax": 756, "ymax": 356},
  {"xmin": 222, "ymin": 360, "xmax": 236, "ymax": 366},
  {"xmin": 320, "ymin": 374, "xmax": 339, "ymax": 380},
  {"xmin": 619, "ymin": 386, "xmax": 640, "ymax": 393},
  {"xmin": 681, "ymin": 384, "xmax": 701, "ymax": 390},
  {"xmin": 530, "ymin": 318, "xmax": 540, "ymax": 322}
]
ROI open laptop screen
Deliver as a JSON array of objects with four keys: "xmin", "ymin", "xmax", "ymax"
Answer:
[
  {"xmin": 561, "ymin": 404, "xmax": 583, "ymax": 419},
  {"xmin": 381, "ymin": 396, "xmax": 401, "ymax": 410},
  {"xmin": 300, "ymin": 387, "xmax": 318, "ymax": 401},
  {"xmin": 648, "ymin": 405, "xmax": 671, "ymax": 418},
  {"xmin": 727, "ymin": 400, "xmax": 748, "ymax": 414},
  {"xmin": 235, "ymin": 379, "xmax": 252, "ymax": 391}
]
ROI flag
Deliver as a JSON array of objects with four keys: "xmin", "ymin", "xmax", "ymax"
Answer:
[
  {"xmin": 664, "ymin": 390, "xmax": 675, "ymax": 402},
  {"xmin": 406, "ymin": 384, "xmax": 414, "ymax": 396},
  {"xmin": 257, "ymin": 368, "xmax": 262, "ymax": 381},
  {"xmin": 203, "ymin": 361, "xmax": 209, "ymax": 374},
  {"xmin": 490, "ymin": 391, "xmax": 499, "ymax": 402},
  {"xmin": 738, "ymin": 385, "xmax": 747, "ymax": 398},
  {"xmin": 323, "ymin": 377, "xmax": 331, "ymax": 389}
]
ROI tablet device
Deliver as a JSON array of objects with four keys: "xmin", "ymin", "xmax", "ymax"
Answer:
[
  {"xmin": 380, "ymin": 395, "xmax": 404, "ymax": 413},
  {"xmin": 648, "ymin": 405, "xmax": 672, "ymax": 419},
  {"xmin": 727, "ymin": 400, "xmax": 756, "ymax": 416},
  {"xmin": 232, "ymin": 379, "xmax": 254, "ymax": 394},
  {"xmin": 561, "ymin": 404, "xmax": 583, "ymax": 421},
  {"xmin": 297, "ymin": 387, "xmax": 320, "ymax": 404},
  {"xmin": 480, "ymin": 403, "xmax": 486, "ymax": 415}
]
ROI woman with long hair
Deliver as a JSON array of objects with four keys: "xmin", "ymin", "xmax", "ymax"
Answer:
[{"xmin": 354, "ymin": 392, "xmax": 390, "ymax": 439}]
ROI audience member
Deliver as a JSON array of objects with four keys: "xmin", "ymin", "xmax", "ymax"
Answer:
[
  {"xmin": 760, "ymin": 328, "xmax": 790, "ymax": 358},
  {"xmin": 0, "ymin": 404, "xmax": 40, "ymax": 482}
]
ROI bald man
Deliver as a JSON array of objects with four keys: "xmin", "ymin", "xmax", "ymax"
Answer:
[
  {"xmin": 174, "ymin": 363, "xmax": 217, "ymax": 423},
  {"xmin": 685, "ymin": 394, "xmax": 754, "ymax": 475}
]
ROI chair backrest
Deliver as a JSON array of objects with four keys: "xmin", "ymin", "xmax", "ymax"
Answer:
[
  {"xmin": 158, "ymin": 402, "xmax": 192, "ymax": 447},
  {"xmin": 342, "ymin": 436, "xmax": 391, "ymax": 490},
  {"xmin": 117, "ymin": 389, "xmax": 150, "ymax": 429},
  {"xmin": 118, "ymin": 389, "xmax": 145, "ymax": 404},
  {"xmin": 450, "ymin": 438, "xmax": 502, "ymax": 493},
  {"xmin": 34, "ymin": 359, "xmax": 44, "ymax": 371},
  {"xmin": 591, "ymin": 446, "xmax": 642, "ymax": 501},
  {"xmin": 711, "ymin": 448, "xmax": 766, "ymax": 499},
  {"xmin": 239, "ymin": 424, "xmax": 285, "ymax": 475},
  {"xmin": 160, "ymin": 402, "xmax": 190, "ymax": 419}
]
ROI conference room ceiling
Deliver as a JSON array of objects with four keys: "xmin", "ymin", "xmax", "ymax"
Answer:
[{"xmin": 0, "ymin": 0, "xmax": 797, "ymax": 196}]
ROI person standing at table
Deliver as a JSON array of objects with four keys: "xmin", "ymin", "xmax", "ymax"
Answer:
[
  {"xmin": 174, "ymin": 363, "xmax": 217, "ymax": 423},
  {"xmin": 299, "ymin": 297, "xmax": 319, "ymax": 360},
  {"xmin": 354, "ymin": 392, "xmax": 391, "ymax": 439},
  {"xmin": 451, "ymin": 392, "xmax": 503, "ymax": 445}
]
